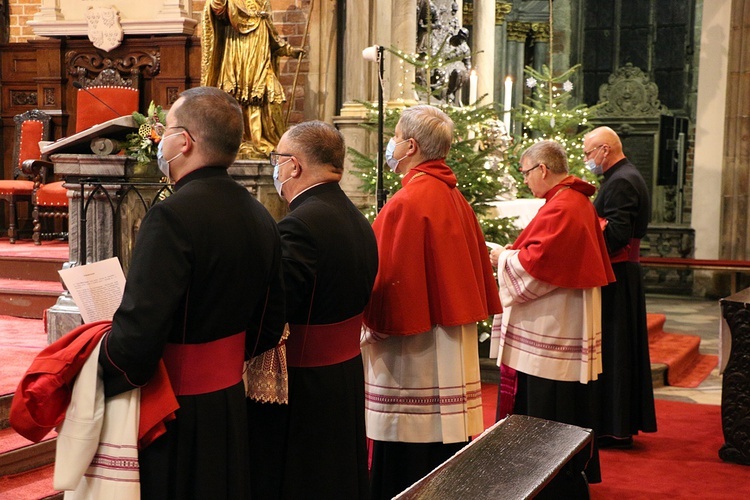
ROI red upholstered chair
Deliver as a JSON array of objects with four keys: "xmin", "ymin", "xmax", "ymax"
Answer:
[
  {"xmin": 0, "ymin": 110, "xmax": 50, "ymax": 243},
  {"xmin": 74, "ymin": 68, "xmax": 140, "ymax": 133},
  {"xmin": 30, "ymin": 174, "xmax": 68, "ymax": 245}
]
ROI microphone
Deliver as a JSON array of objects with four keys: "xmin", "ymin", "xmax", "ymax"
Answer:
[{"xmin": 72, "ymin": 81, "xmax": 122, "ymax": 119}]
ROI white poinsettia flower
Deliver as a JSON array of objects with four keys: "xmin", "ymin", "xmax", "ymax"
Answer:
[
  {"xmin": 526, "ymin": 77, "xmax": 537, "ymax": 89},
  {"xmin": 563, "ymin": 80, "xmax": 574, "ymax": 92}
]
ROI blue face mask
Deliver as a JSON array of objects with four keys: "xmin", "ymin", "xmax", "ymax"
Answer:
[
  {"xmin": 385, "ymin": 138, "xmax": 409, "ymax": 172},
  {"xmin": 586, "ymin": 158, "xmax": 603, "ymax": 176},
  {"xmin": 273, "ymin": 159, "xmax": 293, "ymax": 198},
  {"xmin": 157, "ymin": 133, "xmax": 183, "ymax": 179}
]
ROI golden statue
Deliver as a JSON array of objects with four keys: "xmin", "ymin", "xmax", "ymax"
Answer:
[{"xmin": 201, "ymin": 0, "xmax": 303, "ymax": 158}]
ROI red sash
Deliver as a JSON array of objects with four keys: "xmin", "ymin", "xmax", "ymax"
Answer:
[
  {"xmin": 163, "ymin": 332, "xmax": 245, "ymax": 396},
  {"xmin": 610, "ymin": 238, "xmax": 641, "ymax": 264},
  {"xmin": 286, "ymin": 314, "xmax": 363, "ymax": 368}
]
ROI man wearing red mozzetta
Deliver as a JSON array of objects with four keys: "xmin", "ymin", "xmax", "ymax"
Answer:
[
  {"xmin": 489, "ymin": 140, "xmax": 614, "ymax": 497},
  {"xmin": 362, "ymin": 105, "xmax": 502, "ymax": 500}
]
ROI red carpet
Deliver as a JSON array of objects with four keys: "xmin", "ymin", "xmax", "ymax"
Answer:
[
  {"xmin": 480, "ymin": 385, "xmax": 749, "ymax": 499},
  {"xmin": 592, "ymin": 399, "xmax": 747, "ymax": 499},
  {"xmin": 0, "ymin": 237, "xmax": 68, "ymax": 259},
  {"xmin": 0, "ymin": 463, "xmax": 58, "ymax": 499},
  {"xmin": 0, "ymin": 315, "xmax": 47, "ymax": 396},
  {"xmin": 648, "ymin": 313, "xmax": 718, "ymax": 388}
]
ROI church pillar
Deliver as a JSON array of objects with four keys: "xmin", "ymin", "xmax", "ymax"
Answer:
[
  {"xmin": 335, "ymin": 0, "xmax": 379, "ymax": 209},
  {"xmin": 692, "ymin": 0, "xmax": 730, "ymax": 267},
  {"xmin": 506, "ymin": 21, "xmax": 530, "ymax": 133},
  {"xmin": 531, "ymin": 22, "xmax": 550, "ymax": 71},
  {"xmin": 388, "ymin": 0, "xmax": 417, "ymax": 103},
  {"xmin": 493, "ymin": 2, "xmax": 513, "ymax": 104},
  {"xmin": 304, "ymin": 0, "xmax": 338, "ymax": 123},
  {"xmin": 721, "ymin": 0, "xmax": 750, "ymax": 260},
  {"xmin": 472, "ymin": 0, "xmax": 496, "ymax": 104}
]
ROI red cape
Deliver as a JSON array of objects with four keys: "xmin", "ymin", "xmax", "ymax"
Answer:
[
  {"xmin": 364, "ymin": 160, "xmax": 502, "ymax": 335},
  {"xmin": 10, "ymin": 321, "xmax": 178, "ymax": 448},
  {"xmin": 512, "ymin": 176, "xmax": 614, "ymax": 288}
]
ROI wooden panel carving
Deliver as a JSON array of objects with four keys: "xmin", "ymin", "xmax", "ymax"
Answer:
[
  {"xmin": 10, "ymin": 90, "xmax": 38, "ymax": 106},
  {"xmin": 43, "ymin": 88, "xmax": 56, "ymax": 106},
  {"xmin": 65, "ymin": 48, "xmax": 161, "ymax": 85},
  {"xmin": 167, "ymin": 87, "xmax": 180, "ymax": 105}
]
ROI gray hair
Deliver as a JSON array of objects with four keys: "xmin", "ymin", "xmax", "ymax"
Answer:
[
  {"xmin": 285, "ymin": 120, "xmax": 345, "ymax": 172},
  {"xmin": 398, "ymin": 105, "xmax": 454, "ymax": 160},
  {"xmin": 521, "ymin": 140, "xmax": 569, "ymax": 174}
]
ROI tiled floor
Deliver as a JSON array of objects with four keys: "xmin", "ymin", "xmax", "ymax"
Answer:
[{"xmin": 646, "ymin": 294, "xmax": 723, "ymax": 406}]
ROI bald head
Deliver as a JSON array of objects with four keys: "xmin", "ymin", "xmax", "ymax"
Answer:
[{"xmin": 583, "ymin": 126, "xmax": 626, "ymax": 173}]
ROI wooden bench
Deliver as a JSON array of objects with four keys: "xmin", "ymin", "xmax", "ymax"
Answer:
[
  {"xmin": 640, "ymin": 257, "xmax": 750, "ymax": 294},
  {"xmin": 395, "ymin": 414, "xmax": 593, "ymax": 500}
]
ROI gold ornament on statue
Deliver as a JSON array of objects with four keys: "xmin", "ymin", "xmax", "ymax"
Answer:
[{"xmin": 201, "ymin": 0, "xmax": 305, "ymax": 159}]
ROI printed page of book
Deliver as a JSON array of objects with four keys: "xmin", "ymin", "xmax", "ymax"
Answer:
[{"xmin": 58, "ymin": 257, "xmax": 126, "ymax": 323}]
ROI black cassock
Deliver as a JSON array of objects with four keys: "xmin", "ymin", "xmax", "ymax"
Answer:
[
  {"xmin": 99, "ymin": 167, "xmax": 285, "ymax": 499},
  {"xmin": 248, "ymin": 182, "xmax": 378, "ymax": 499},
  {"xmin": 594, "ymin": 158, "xmax": 657, "ymax": 440}
]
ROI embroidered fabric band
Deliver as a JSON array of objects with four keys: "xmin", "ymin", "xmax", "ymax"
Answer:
[
  {"xmin": 286, "ymin": 314, "xmax": 364, "ymax": 368},
  {"xmin": 163, "ymin": 332, "xmax": 245, "ymax": 396},
  {"xmin": 610, "ymin": 238, "xmax": 641, "ymax": 264}
]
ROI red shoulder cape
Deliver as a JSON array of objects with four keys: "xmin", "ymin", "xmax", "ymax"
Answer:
[
  {"xmin": 512, "ymin": 176, "xmax": 615, "ymax": 288},
  {"xmin": 364, "ymin": 160, "xmax": 502, "ymax": 335}
]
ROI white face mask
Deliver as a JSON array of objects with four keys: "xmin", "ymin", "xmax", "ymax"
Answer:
[
  {"xmin": 273, "ymin": 159, "xmax": 293, "ymax": 198},
  {"xmin": 385, "ymin": 138, "xmax": 409, "ymax": 172},
  {"xmin": 157, "ymin": 133, "xmax": 184, "ymax": 179}
]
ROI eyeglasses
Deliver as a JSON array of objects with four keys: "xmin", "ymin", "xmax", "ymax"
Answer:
[
  {"xmin": 167, "ymin": 126, "xmax": 196, "ymax": 142},
  {"xmin": 583, "ymin": 144, "xmax": 604, "ymax": 159},
  {"xmin": 521, "ymin": 163, "xmax": 542, "ymax": 178},
  {"xmin": 269, "ymin": 151, "xmax": 294, "ymax": 168}
]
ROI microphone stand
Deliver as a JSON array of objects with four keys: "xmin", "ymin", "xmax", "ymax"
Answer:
[{"xmin": 376, "ymin": 46, "xmax": 386, "ymax": 213}]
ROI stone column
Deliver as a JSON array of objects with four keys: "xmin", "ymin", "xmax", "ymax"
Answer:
[
  {"xmin": 339, "ymin": 0, "xmax": 373, "ymax": 116},
  {"xmin": 304, "ymin": 0, "xmax": 338, "ymax": 123},
  {"xmin": 493, "ymin": 2, "xmax": 513, "ymax": 103},
  {"xmin": 721, "ymin": 0, "xmax": 750, "ymax": 260},
  {"xmin": 335, "ymin": 0, "xmax": 382, "ymax": 210},
  {"xmin": 506, "ymin": 21, "xmax": 530, "ymax": 133},
  {"xmin": 693, "ymin": 1, "xmax": 729, "ymax": 261},
  {"xmin": 472, "ymin": 0, "xmax": 496, "ymax": 104},
  {"xmin": 389, "ymin": 0, "xmax": 417, "ymax": 104},
  {"xmin": 531, "ymin": 22, "xmax": 550, "ymax": 71}
]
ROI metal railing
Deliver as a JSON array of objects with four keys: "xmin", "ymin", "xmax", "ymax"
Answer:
[{"xmin": 76, "ymin": 178, "xmax": 173, "ymax": 266}]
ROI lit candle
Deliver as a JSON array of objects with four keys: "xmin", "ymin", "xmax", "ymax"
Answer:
[
  {"xmin": 503, "ymin": 76, "xmax": 513, "ymax": 132},
  {"xmin": 469, "ymin": 70, "xmax": 478, "ymax": 105}
]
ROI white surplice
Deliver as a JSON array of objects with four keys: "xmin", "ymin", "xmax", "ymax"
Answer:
[
  {"xmin": 490, "ymin": 249, "xmax": 603, "ymax": 384},
  {"xmin": 361, "ymin": 323, "xmax": 484, "ymax": 444}
]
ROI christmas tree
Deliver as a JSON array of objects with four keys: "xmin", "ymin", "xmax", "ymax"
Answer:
[{"xmin": 508, "ymin": 64, "xmax": 600, "ymax": 196}]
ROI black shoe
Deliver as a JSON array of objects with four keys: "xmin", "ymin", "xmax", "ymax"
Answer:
[{"xmin": 598, "ymin": 435, "xmax": 634, "ymax": 449}]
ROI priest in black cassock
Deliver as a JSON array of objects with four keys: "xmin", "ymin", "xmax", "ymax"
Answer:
[
  {"xmin": 585, "ymin": 126, "xmax": 657, "ymax": 449},
  {"xmin": 98, "ymin": 86, "xmax": 286, "ymax": 499},
  {"xmin": 248, "ymin": 120, "xmax": 378, "ymax": 499}
]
